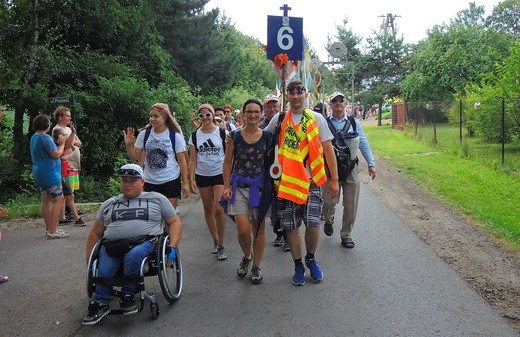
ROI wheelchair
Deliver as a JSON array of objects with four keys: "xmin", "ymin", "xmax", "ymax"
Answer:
[{"xmin": 86, "ymin": 233, "xmax": 183, "ymax": 320}]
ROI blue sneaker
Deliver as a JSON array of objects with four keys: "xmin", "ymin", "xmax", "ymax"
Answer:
[
  {"xmin": 305, "ymin": 259, "xmax": 323, "ymax": 283},
  {"xmin": 292, "ymin": 264, "xmax": 305, "ymax": 286}
]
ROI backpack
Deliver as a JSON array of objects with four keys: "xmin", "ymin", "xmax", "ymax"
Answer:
[
  {"xmin": 191, "ymin": 127, "xmax": 227, "ymax": 153},
  {"xmin": 326, "ymin": 115, "xmax": 359, "ymax": 181},
  {"xmin": 143, "ymin": 127, "xmax": 178, "ymax": 163}
]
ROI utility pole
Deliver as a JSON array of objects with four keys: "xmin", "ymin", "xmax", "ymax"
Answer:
[{"xmin": 378, "ymin": 13, "xmax": 400, "ymax": 41}]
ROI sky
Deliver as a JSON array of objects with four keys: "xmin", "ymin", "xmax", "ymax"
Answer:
[{"xmin": 206, "ymin": 0, "xmax": 502, "ymax": 60}]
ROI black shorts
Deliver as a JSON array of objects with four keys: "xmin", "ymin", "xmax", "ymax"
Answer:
[
  {"xmin": 62, "ymin": 177, "xmax": 72, "ymax": 197},
  {"xmin": 144, "ymin": 178, "xmax": 181, "ymax": 199},
  {"xmin": 195, "ymin": 174, "xmax": 224, "ymax": 188}
]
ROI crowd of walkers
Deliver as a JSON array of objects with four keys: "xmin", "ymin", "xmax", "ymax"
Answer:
[{"xmin": 23, "ymin": 80, "xmax": 376, "ymax": 289}]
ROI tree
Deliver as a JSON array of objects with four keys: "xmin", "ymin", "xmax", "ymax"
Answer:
[
  {"xmin": 486, "ymin": 0, "xmax": 520, "ymax": 36},
  {"xmin": 400, "ymin": 3, "xmax": 511, "ymax": 103}
]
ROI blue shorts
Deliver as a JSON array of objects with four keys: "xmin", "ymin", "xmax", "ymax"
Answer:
[
  {"xmin": 277, "ymin": 182, "xmax": 322, "ymax": 230},
  {"xmin": 40, "ymin": 184, "xmax": 63, "ymax": 198}
]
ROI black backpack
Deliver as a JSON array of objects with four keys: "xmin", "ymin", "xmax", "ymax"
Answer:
[
  {"xmin": 191, "ymin": 127, "xmax": 227, "ymax": 153},
  {"xmin": 326, "ymin": 115, "xmax": 359, "ymax": 181}
]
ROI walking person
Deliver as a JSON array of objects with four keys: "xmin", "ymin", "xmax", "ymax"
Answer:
[
  {"xmin": 124, "ymin": 103, "xmax": 190, "ymax": 210},
  {"xmin": 322, "ymin": 92, "xmax": 376, "ymax": 248},
  {"xmin": 264, "ymin": 80, "xmax": 339, "ymax": 286},
  {"xmin": 260, "ymin": 94, "xmax": 289, "ymax": 252},
  {"xmin": 30, "ymin": 114, "xmax": 69, "ymax": 239},
  {"xmin": 222, "ymin": 99, "xmax": 272, "ymax": 284},
  {"xmin": 188, "ymin": 104, "xmax": 228, "ymax": 260}
]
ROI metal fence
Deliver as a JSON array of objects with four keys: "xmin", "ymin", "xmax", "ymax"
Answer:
[{"xmin": 391, "ymin": 99, "xmax": 520, "ymax": 170}]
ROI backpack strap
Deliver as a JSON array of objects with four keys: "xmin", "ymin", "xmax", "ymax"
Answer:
[
  {"xmin": 219, "ymin": 127, "xmax": 226, "ymax": 153},
  {"xmin": 191, "ymin": 130, "xmax": 198, "ymax": 153}
]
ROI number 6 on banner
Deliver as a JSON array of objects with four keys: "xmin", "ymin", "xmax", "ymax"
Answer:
[{"xmin": 277, "ymin": 26, "xmax": 294, "ymax": 51}]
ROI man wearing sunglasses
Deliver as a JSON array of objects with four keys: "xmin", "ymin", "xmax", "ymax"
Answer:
[
  {"xmin": 264, "ymin": 80, "xmax": 339, "ymax": 286},
  {"xmin": 322, "ymin": 92, "xmax": 376, "ymax": 249},
  {"xmin": 83, "ymin": 163, "xmax": 182, "ymax": 325}
]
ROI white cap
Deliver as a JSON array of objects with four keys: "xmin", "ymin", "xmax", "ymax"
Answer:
[
  {"xmin": 330, "ymin": 91, "xmax": 345, "ymax": 101},
  {"xmin": 119, "ymin": 163, "xmax": 144, "ymax": 178}
]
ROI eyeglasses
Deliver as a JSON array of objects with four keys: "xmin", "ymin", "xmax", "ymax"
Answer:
[
  {"xmin": 287, "ymin": 85, "xmax": 306, "ymax": 94},
  {"xmin": 198, "ymin": 113, "xmax": 212, "ymax": 119},
  {"xmin": 119, "ymin": 168, "xmax": 141, "ymax": 176},
  {"xmin": 245, "ymin": 110, "xmax": 261, "ymax": 114},
  {"xmin": 224, "ymin": 110, "xmax": 231, "ymax": 113},
  {"xmin": 331, "ymin": 97, "xmax": 345, "ymax": 104}
]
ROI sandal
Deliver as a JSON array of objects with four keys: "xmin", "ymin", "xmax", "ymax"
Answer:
[
  {"xmin": 47, "ymin": 230, "xmax": 70, "ymax": 239},
  {"xmin": 0, "ymin": 276, "xmax": 8, "ymax": 283}
]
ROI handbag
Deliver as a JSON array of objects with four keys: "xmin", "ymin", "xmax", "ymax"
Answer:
[{"xmin": 103, "ymin": 235, "xmax": 153, "ymax": 257}]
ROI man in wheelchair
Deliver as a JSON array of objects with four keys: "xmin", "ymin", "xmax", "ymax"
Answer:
[{"xmin": 83, "ymin": 164, "xmax": 182, "ymax": 325}]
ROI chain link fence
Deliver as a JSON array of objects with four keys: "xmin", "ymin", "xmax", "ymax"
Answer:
[{"xmin": 391, "ymin": 99, "xmax": 520, "ymax": 174}]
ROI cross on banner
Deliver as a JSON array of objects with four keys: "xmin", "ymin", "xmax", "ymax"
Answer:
[{"xmin": 280, "ymin": 4, "xmax": 291, "ymax": 16}]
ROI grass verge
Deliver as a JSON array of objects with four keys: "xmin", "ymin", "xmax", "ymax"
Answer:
[{"xmin": 364, "ymin": 123, "xmax": 520, "ymax": 249}]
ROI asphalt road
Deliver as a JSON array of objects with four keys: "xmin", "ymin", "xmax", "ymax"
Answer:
[{"xmin": 0, "ymin": 184, "xmax": 518, "ymax": 337}]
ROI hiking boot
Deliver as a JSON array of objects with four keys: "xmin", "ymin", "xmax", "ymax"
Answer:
[
  {"xmin": 305, "ymin": 258, "xmax": 323, "ymax": 283},
  {"xmin": 217, "ymin": 246, "xmax": 227, "ymax": 261},
  {"xmin": 210, "ymin": 241, "xmax": 218, "ymax": 254},
  {"xmin": 292, "ymin": 264, "xmax": 305, "ymax": 286},
  {"xmin": 82, "ymin": 300, "xmax": 110, "ymax": 325},
  {"xmin": 237, "ymin": 256, "xmax": 251, "ymax": 278},
  {"xmin": 120, "ymin": 294, "xmax": 138, "ymax": 315},
  {"xmin": 323, "ymin": 222, "xmax": 333, "ymax": 236},
  {"xmin": 283, "ymin": 240, "xmax": 291, "ymax": 252},
  {"xmin": 273, "ymin": 236, "xmax": 284, "ymax": 247},
  {"xmin": 250, "ymin": 267, "xmax": 263, "ymax": 284}
]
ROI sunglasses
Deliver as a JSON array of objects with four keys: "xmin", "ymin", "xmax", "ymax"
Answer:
[
  {"xmin": 331, "ymin": 97, "xmax": 345, "ymax": 103},
  {"xmin": 198, "ymin": 113, "xmax": 212, "ymax": 118},
  {"xmin": 119, "ymin": 168, "xmax": 141, "ymax": 176},
  {"xmin": 287, "ymin": 85, "xmax": 306, "ymax": 94}
]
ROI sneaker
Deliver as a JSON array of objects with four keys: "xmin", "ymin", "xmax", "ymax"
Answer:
[
  {"xmin": 77, "ymin": 210, "xmax": 85, "ymax": 216},
  {"xmin": 74, "ymin": 218, "xmax": 86, "ymax": 226},
  {"xmin": 237, "ymin": 256, "xmax": 251, "ymax": 278},
  {"xmin": 283, "ymin": 240, "xmax": 291, "ymax": 252},
  {"xmin": 273, "ymin": 236, "xmax": 284, "ymax": 247},
  {"xmin": 82, "ymin": 300, "xmax": 110, "ymax": 325},
  {"xmin": 250, "ymin": 267, "xmax": 263, "ymax": 284},
  {"xmin": 216, "ymin": 246, "xmax": 227, "ymax": 261},
  {"xmin": 292, "ymin": 264, "xmax": 305, "ymax": 286},
  {"xmin": 305, "ymin": 258, "xmax": 323, "ymax": 283},
  {"xmin": 210, "ymin": 241, "xmax": 218, "ymax": 254},
  {"xmin": 323, "ymin": 222, "xmax": 333, "ymax": 236},
  {"xmin": 58, "ymin": 218, "xmax": 73, "ymax": 225},
  {"xmin": 120, "ymin": 294, "xmax": 138, "ymax": 315}
]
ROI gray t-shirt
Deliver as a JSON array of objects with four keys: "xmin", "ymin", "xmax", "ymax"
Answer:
[{"xmin": 96, "ymin": 191, "xmax": 177, "ymax": 240}]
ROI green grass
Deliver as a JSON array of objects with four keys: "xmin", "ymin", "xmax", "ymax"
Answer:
[{"xmin": 365, "ymin": 123, "xmax": 520, "ymax": 249}]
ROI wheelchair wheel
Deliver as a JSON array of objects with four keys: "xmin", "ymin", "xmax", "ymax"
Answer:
[
  {"xmin": 157, "ymin": 234, "xmax": 183, "ymax": 303},
  {"xmin": 86, "ymin": 240, "xmax": 102, "ymax": 298}
]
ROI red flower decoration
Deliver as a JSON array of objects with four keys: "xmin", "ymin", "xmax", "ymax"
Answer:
[{"xmin": 274, "ymin": 53, "xmax": 289, "ymax": 68}]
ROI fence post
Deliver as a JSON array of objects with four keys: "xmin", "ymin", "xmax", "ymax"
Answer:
[
  {"xmin": 501, "ymin": 98, "xmax": 505, "ymax": 164},
  {"xmin": 459, "ymin": 99, "xmax": 463, "ymax": 143}
]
